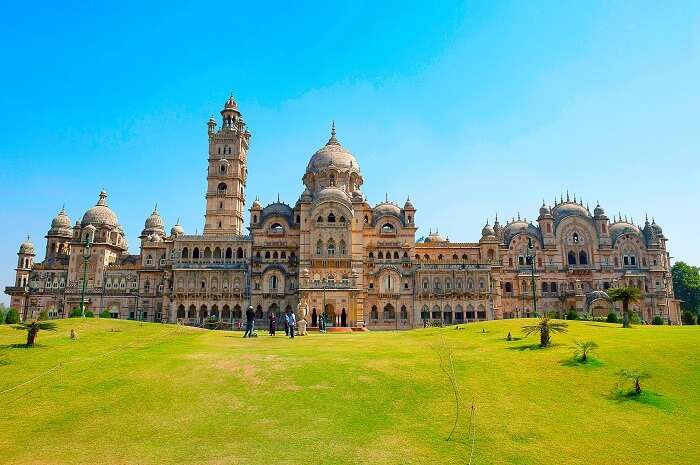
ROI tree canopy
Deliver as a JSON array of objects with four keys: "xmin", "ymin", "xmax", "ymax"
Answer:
[{"xmin": 672, "ymin": 261, "xmax": 700, "ymax": 314}]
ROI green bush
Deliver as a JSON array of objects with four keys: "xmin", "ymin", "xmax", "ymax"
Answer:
[
  {"xmin": 0, "ymin": 308, "xmax": 6, "ymax": 324},
  {"xmin": 85, "ymin": 310, "xmax": 94, "ymax": 318},
  {"xmin": 38, "ymin": 310, "xmax": 49, "ymax": 321},
  {"xmin": 681, "ymin": 311, "xmax": 697, "ymax": 325},
  {"xmin": 606, "ymin": 312, "xmax": 620, "ymax": 323},
  {"xmin": 629, "ymin": 312, "xmax": 642, "ymax": 324},
  {"xmin": 99, "ymin": 310, "xmax": 111, "ymax": 318},
  {"xmin": 652, "ymin": 315, "xmax": 665, "ymax": 325},
  {"xmin": 566, "ymin": 309, "xmax": 579, "ymax": 320},
  {"xmin": 69, "ymin": 308, "xmax": 94, "ymax": 318},
  {"xmin": 5, "ymin": 308, "xmax": 20, "ymax": 324}
]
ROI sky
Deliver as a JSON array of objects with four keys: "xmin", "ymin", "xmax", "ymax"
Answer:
[{"xmin": 1, "ymin": 1, "xmax": 699, "ymax": 305}]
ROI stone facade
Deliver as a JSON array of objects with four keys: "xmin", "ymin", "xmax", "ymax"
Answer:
[{"xmin": 5, "ymin": 96, "xmax": 682, "ymax": 326}]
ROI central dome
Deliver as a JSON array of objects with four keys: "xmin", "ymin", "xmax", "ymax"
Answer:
[
  {"xmin": 306, "ymin": 124, "xmax": 360, "ymax": 175},
  {"xmin": 81, "ymin": 191, "xmax": 118, "ymax": 227}
]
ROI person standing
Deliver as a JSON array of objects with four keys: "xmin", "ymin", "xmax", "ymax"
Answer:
[
  {"xmin": 268, "ymin": 311, "xmax": 277, "ymax": 336},
  {"xmin": 284, "ymin": 313, "xmax": 290, "ymax": 336},
  {"xmin": 244, "ymin": 306, "xmax": 255, "ymax": 338},
  {"xmin": 286, "ymin": 310, "xmax": 296, "ymax": 339}
]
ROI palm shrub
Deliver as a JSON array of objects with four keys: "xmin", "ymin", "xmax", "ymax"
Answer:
[
  {"xmin": 618, "ymin": 369, "xmax": 650, "ymax": 395},
  {"xmin": 522, "ymin": 315, "xmax": 568, "ymax": 347},
  {"xmin": 607, "ymin": 287, "xmax": 642, "ymax": 328},
  {"xmin": 15, "ymin": 320, "xmax": 57, "ymax": 347},
  {"xmin": 573, "ymin": 340, "xmax": 598, "ymax": 362},
  {"xmin": 5, "ymin": 308, "xmax": 20, "ymax": 324}
]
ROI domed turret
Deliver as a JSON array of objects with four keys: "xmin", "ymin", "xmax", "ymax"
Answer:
[
  {"xmin": 306, "ymin": 123, "xmax": 361, "ymax": 176},
  {"xmin": 594, "ymin": 202, "xmax": 605, "ymax": 217},
  {"xmin": 538, "ymin": 201, "xmax": 551, "ymax": 219},
  {"xmin": 424, "ymin": 229, "xmax": 447, "ymax": 243},
  {"xmin": 81, "ymin": 191, "xmax": 118, "ymax": 227},
  {"xmin": 141, "ymin": 205, "xmax": 165, "ymax": 238},
  {"xmin": 170, "ymin": 220, "xmax": 185, "ymax": 237},
  {"xmin": 481, "ymin": 221, "xmax": 495, "ymax": 240},
  {"xmin": 19, "ymin": 236, "xmax": 35, "ymax": 255},
  {"xmin": 48, "ymin": 206, "xmax": 73, "ymax": 237}
]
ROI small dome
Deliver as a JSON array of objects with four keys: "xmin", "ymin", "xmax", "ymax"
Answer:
[
  {"xmin": 81, "ymin": 191, "xmax": 118, "ymax": 227},
  {"xmin": 223, "ymin": 94, "xmax": 238, "ymax": 111},
  {"xmin": 316, "ymin": 186, "xmax": 351, "ymax": 204},
  {"xmin": 306, "ymin": 124, "xmax": 360, "ymax": 176},
  {"xmin": 481, "ymin": 222, "xmax": 495, "ymax": 238},
  {"xmin": 609, "ymin": 220, "xmax": 641, "ymax": 245},
  {"xmin": 404, "ymin": 197, "xmax": 414, "ymax": 209},
  {"xmin": 48, "ymin": 206, "xmax": 73, "ymax": 236},
  {"xmin": 373, "ymin": 202, "xmax": 401, "ymax": 218},
  {"xmin": 551, "ymin": 201, "xmax": 589, "ymax": 224},
  {"xmin": 144, "ymin": 206, "xmax": 164, "ymax": 230},
  {"xmin": 539, "ymin": 202, "xmax": 550, "ymax": 218},
  {"xmin": 651, "ymin": 219, "xmax": 663, "ymax": 235},
  {"xmin": 251, "ymin": 198, "xmax": 262, "ymax": 210},
  {"xmin": 171, "ymin": 222, "xmax": 185, "ymax": 237},
  {"xmin": 424, "ymin": 230, "xmax": 447, "ymax": 243},
  {"xmin": 502, "ymin": 220, "xmax": 541, "ymax": 246},
  {"xmin": 19, "ymin": 236, "xmax": 35, "ymax": 255}
]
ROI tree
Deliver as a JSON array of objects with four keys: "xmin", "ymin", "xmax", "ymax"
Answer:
[
  {"xmin": 15, "ymin": 320, "xmax": 57, "ymax": 347},
  {"xmin": 618, "ymin": 369, "xmax": 650, "ymax": 395},
  {"xmin": 572, "ymin": 340, "xmax": 598, "ymax": 362},
  {"xmin": 522, "ymin": 315, "xmax": 568, "ymax": 347},
  {"xmin": 5, "ymin": 308, "xmax": 20, "ymax": 324},
  {"xmin": 607, "ymin": 287, "xmax": 642, "ymax": 328},
  {"xmin": 672, "ymin": 262, "xmax": 700, "ymax": 315}
]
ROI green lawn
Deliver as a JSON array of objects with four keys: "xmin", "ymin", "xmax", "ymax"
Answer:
[{"xmin": 1, "ymin": 319, "xmax": 698, "ymax": 465}]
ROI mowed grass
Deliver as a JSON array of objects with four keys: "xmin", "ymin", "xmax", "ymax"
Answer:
[{"xmin": 1, "ymin": 319, "xmax": 699, "ymax": 465}]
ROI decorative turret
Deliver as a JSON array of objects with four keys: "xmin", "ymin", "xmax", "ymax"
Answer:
[
  {"xmin": 538, "ymin": 201, "xmax": 555, "ymax": 247},
  {"xmin": 493, "ymin": 214, "xmax": 504, "ymax": 242},
  {"xmin": 141, "ymin": 204, "xmax": 165, "ymax": 240},
  {"xmin": 15, "ymin": 236, "xmax": 35, "ymax": 288},
  {"xmin": 45, "ymin": 206, "xmax": 73, "ymax": 260},
  {"xmin": 593, "ymin": 201, "xmax": 611, "ymax": 247},
  {"xmin": 480, "ymin": 220, "xmax": 496, "ymax": 241},
  {"xmin": 250, "ymin": 197, "xmax": 263, "ymax": 226},
  {"xmin": 207, "ymin": 115, "xmax": 216, "ymax": 135},
  {"xmin": 170, "ymin": 219, "xmax": 185, "ymax": 237},
  {"xmin": 404, "ymin": 196, "xmax": 415, "ymax": 226}
]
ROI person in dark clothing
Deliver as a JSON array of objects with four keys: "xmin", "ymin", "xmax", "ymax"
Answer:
[
  {"xmin": 284, "ymin": 315, "xmax": 290, "ymax": 336},
  {"xmin": 244, "ymin": 306, "xmax": 255, "ymax": 338},
  {"xmin": 268, "ymin": 311, "xmax": 277, "ymax": 336}
]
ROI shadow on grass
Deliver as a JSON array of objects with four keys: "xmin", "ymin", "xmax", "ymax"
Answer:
[
  {"xmin": 560, "ymin": 357, "xmax": 604, "ymax": 368},
  {"xmin": 607, "ymin": 389, "xmax": 670, "ymax": 410},
  {"xmin": 507, "ymin": 342, "xmax": 563, "ymax": 351},
  {"xmin": 2, "ymin": 343, "xmax": 32, "ymax": 349}
]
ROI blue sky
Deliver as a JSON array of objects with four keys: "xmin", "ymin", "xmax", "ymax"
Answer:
[{"xmin": 1, "ymin": 1, "xmax": 699, "ymax": 304}]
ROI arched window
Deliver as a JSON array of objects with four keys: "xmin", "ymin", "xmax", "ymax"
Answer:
[
  {"xmin": 237, "ymin": 247, "xmax": 243, "ymax": 259},
  {"xmin": 369, "ymin": 251, "xmax": 374, "ymax": 258},
  {"xmin": 204, "ymin": 247, "xmax": 212, "ymax": 259},
  {"xmin": 383, "ymin": 304, "xmax": 395, "ymax": 320},
  {"xmin": 327, "ymin": 213, "xmax": 336, "ymax": 223},
  {"xmin": 378, "ymin": 251, "xmax": 384, "ymax": 259},
  {"xmin": 317, "ymin": 216, "xmax": 323, "ymax": 223},
  {"xmin": 329, "ymin": 174, "xmax": 336, "ymax": 186},
  {"xmin": 573, "ymin": 232, "xmax": 579, "ymax": 243},
  {"xmin": 327, "ymin": 240, "xmax": 336, "ymax": 255},
  {"xmin": 452, "ymin": 254, "xmax": 458, "ymax": 260},
  {"xmin": 423, "ymin": 254, "xmax": 429, "ymax": 260},
  {"xmin": 316, "ymin": 239, "xmax": 323, "ymax": 255},
  {"xmin": 213, "ymin": 247, "xmax": 222, "ymax": 259},
  {"xmin": 192, "ymin": 247, "xmax": 200, "ymax": 259},
  {"xmin": 220, "ymin": 164, "xmax": 227, "ymax": 174},
  {"xmin": 271, "ymin": 223, "xmax": 284, "ymax": 234},
  {"xmin": 505, "ymin": 282, "xmax": 513, "ymax": 293},
  {"xmin": 181, "ymin": 247, "xmax": 189, "ymax": 259},
  {"xmin": 381, "ymin": 223, "xmax": 395, "ymax": 233},
  {"xmin": 551, "ymin": 282, "xmax": 558, "ymax": 293},
  {"xmin": 579, "ymin": 251, "xmax": 588, "ymax": 265},
  {"xmin": 370, "ymin": 305, "xmax": 379, "ymax": 320},
  {"xmin": 217, "ymin": 182, "xmax": 227, "ymax": 194},
  {"xmin": 568, "ymin": 251, "xmax": 576, "ymax": 265},
  {"xmin": 400, "ymin": 305, "xmax": 408, "ymax": 320},
  {"xmin": 225, "ymin": 247, "xmax": 232, "ymax": 259},
  {"xmin": 281, "ymin": 251, "xmax": 287, "ymax": 259},
  {"xmin": 339, "ymin": 216, "xmax": 346, "ymax": 223},
  {"xmin": 339, "ymin": 240, "xmax": 346, "ymax": 255},
  {"xmin": 394, "ymin": 252, "xmax": 399, "ymax": 259},
  {"xmin": 269, "ymin": 275, "xmax": 278, "ymax": 290},
  {"xmin": 265, "ymin": 251, "xmax": 271, "ymax": 259},
  {"xmin": 542, "ymin": 282, "xmax": 549, "ymax": 293},
  {"xmin": 272, "ymin": 251, "xmax": 278, "ymax": 259}
]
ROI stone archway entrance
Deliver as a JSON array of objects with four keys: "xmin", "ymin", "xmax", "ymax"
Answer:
[
  {"xmin": 325, "ymin": 304, "xmax": 336, "ymax": 327},
  {"xmin": 341, "ymin": 308, "xmax": 347, "ymax": 327}
]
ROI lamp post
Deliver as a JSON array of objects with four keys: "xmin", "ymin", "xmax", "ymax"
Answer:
[
  {"xmin": 80, "ymin": 236, "xmax": 92, "ymax": 318},
  {"xmin": 527, "ymin": 238, "xmax": 538, "ymax": 317}
]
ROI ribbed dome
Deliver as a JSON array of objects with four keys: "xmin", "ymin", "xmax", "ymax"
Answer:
[
  {"xmin": 306, "ymin": 124, "xmax": 360, "ymax": 175},
  {"xmin": 373, "ymin": 202, "xmax": 401, "ymax": 218},
  {"xmin": 81, "ymin": 191, "xmax": 118, "ymax": 227},
  {"xmin": 424, "ymin": 230, "xmax": 446, "ymax": 243},
  {"xmin": 171, "ymin": 223, "xmax": 185, "ymax": 237},
  {"xmin": 502, "ymin": 220, "xmax": 541, "ymax": 246},
  {"xmin": 609, "ymin": 221, "xmax": 641, "ymax": 245},
  {"xmin": 48, "ymin": 207, "xmax": 73, "ymax": 236},
  {"xmin": 316, "ymin": 187, "xmax": 351, "ymax": 204},
  {"xmin": 551, "ymin": 202, "xmax": 589, "ymax": 223},
  {"xmin": 19, "ymin": 237, "xmax": 35, "ymax": 254},
  {"xmin": 144, "ymin": 207, "xmax": 164, "ymax": 230},
  {"xmin": 481, "ymin": 222, "xmax": 495, "ymax": 238}
]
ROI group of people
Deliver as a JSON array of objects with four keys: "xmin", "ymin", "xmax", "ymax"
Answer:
[{"xmin": 242, "ymin": 305, "xmax": 297, "ymax": 338}]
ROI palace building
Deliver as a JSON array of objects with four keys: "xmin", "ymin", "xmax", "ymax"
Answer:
[{"xmin": 5, "ymin": 96, "xmax": 682, "ymax": 326}]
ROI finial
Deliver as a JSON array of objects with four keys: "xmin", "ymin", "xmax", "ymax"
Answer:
[
  {"xmin": 331, "ymin": 120, "xmax": 336, "ymax": 136},
  {"xmin": 560, "ymin": 193, "xmax": 563, "ymax": 203},
  {"xmin": 429, "ymin": 227, "xmax": 432, "ymax": 234},
  {"xmin": 277, "ymin": 192, "xmax": 280, "ymax": 202},
  {"xmin": 495, "ymin": 213, "xmax": 499, "ymax": 223},
  {"xmin": 645, "ymin": 213, "xmax": 649, "ymax": 222},
  {"xmin": 542, "ymin": 199, "xmax": 546, "ymax": 207},
  {"xmin": 566, "ymin": 190, "xmax": 570, "ymax": 202},
  {"xmin": 154, "ymin": 202, "xmax": 158, "ymax": 212},
  {"xmin": 573, "ymin": 193, "xmax": 577, "ymax": 203},
  {"xmin": 517, "ymin": 211, "xmax": 521, "ymax": 221},
  {"xmin": 586, "ymin": 202, "xmax": 590, "ymax": 212},
  {"xmin": 176, "ymin": 217, "xmax": 180, "ymax": 225},
  {"xmin": 385, "ymin": 192, "xmax": 388, "ymax": 202},
  {"xmin": 652, "ymin": 216, "xmax": 655, "ymax": 223},
  {"xmin": 596, "ymin": 200, "xmax": 600, "ymax": 207}
]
